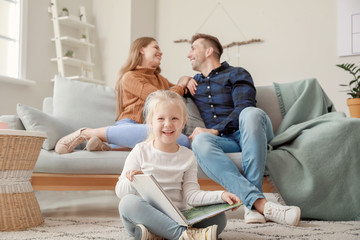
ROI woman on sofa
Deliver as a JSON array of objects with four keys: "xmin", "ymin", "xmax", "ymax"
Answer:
[{"xmin": 55, "ymin": 37, "xmax": 191, "ymax": 154}]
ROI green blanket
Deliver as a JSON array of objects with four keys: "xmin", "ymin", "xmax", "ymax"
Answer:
[{"xmin": 266, "ymin": 78, "xmax": 360, "ymax": 221}]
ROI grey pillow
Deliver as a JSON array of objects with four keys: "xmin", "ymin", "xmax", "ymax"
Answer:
[
  {"xmin": 0, "ymin": 115, "xmax": 25, "ymax": 130},
  {"xmin": 52, "ymin": 75, "xmax": 116, "ymax": 130},
  {"xmin": 182, "ymin": 97, "xmax": 205, "ymax": 136},
  {"xmin": 16, "ymin": 103, "xmax": 74, "ymax": 150}
]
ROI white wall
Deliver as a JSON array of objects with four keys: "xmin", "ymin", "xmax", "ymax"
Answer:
[
  {"xmin": 156, "ymin": 0, "xmax": 360, "ymax": 115},
  {"xmin": 1, "ymin": 0, "xmax": 359, "ymax": 117},
  {"xmin": 92, "ymin": 0, "xmax": 131, "ymax": 88}
]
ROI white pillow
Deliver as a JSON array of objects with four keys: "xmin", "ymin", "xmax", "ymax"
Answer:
[
  {"xmin": 16, "ymin": 103, "xmax": 74, "ymax": 150},
  {"xmin": 52, "ymin": 75, "xmax": 116, "ymax": 130}
]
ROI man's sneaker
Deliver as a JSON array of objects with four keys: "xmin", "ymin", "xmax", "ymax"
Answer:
[
  {"xmin": 179, "ymin": 225, "xmax": 217, "ymax": 240},
  {"xmin": 263, "ymin": 201, "xmax": 301, "ymax": 226},
  {"xmin": 244, "ymin": 207, "xmax": 266, "ymax": 224},
  {"xmin": 85, "ymin": 136, "xmax": 112, "ymax": 151},
  {"xmin": 55, "ymin": 128, "xmax": 87, "ymax": 154},
  {"xmin": 134, "ymin": 224, "xmax": 164, "ymax": 240}
]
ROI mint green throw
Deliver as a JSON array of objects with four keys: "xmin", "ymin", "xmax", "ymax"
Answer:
[{"xmin": 266, "ymin": 78, "xmax": 360, "ymax": 220}]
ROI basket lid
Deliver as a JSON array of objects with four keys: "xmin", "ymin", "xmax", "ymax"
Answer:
[{"xmin": 0, "ymin": 129, "xmax": 46, "ymax": 138}]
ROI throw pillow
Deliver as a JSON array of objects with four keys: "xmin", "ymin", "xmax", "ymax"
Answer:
[
  {"xmin": 17, "ymin": 103, "xmax": 75, "ymax": 150},
  {"xmin": 52, "ymin": 75, "xmax": 116, "ymax": 130},
  {"xmin": 182, "ymin": 97, "xmax": 205, "ymax": 136},
  {"xmin": 0, "ymin": 115, "xmax": 25, "ymax": 130}
]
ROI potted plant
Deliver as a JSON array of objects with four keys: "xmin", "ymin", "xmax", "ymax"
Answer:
[
  {"xmin": 336, "ymin": 63, "xmax": 360, "ymax": 118},
  {"xmin": 61, "ymin": 8, "xmax": 69, "ymax": 16},
  {"xmin": 81, "ymin": 34, "xmax": 87, "ymax": 42},
  {"xmin": 65, "ymin": 50, "xmax": 74, "ymax": 58}
]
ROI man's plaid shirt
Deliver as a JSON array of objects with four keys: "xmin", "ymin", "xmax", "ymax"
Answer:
[{"xmin": 189, "ymin": 61, "xmax": 256, "ymax": 136}]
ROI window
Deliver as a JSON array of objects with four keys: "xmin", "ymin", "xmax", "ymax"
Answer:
[{"xmin": 0, "ymin": 0, "xmax": 31, "ymax": 84}]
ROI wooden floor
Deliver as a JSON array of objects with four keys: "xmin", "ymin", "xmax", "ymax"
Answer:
[{"xmin": 31, "ymin": 173, "xmax": 274, "ymax": 192}]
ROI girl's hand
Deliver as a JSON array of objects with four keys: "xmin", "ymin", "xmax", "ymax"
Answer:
[
  {"xmin": 126, "ymin": 169, "xmax": 143, "ymax": 181},
  {"xmin": 221, "ymin": 191, "xmax": 241, "ymax": 211}
]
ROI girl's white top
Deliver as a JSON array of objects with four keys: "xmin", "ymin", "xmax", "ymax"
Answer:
[{"xmin": 115, "ymin": 141, "xmax": 224, "ymax": 210}]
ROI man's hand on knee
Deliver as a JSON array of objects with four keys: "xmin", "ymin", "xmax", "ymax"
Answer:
[{"xmin": 189, "ymin": 127, "xmax": 219, "ymax": 140}]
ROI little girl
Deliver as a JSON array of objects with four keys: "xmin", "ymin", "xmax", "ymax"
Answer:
[{"xmin": 115, "ymin": 90, "xmax": 241, "ymax": 240}]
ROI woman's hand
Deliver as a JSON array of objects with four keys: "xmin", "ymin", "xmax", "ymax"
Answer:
[
  {"xmin": 126, "ymin": 169, "xmax": 143, "ymax": 181},
  {"xmin": 177, "ymin": 76, "xmax": 192, "ymax": 88},
  {"xmin": 186, "ymin": 78, "xmax": 198, "ymax": 95},
  {"xmin": 221, "ymin": 191, "xmax": 241, "ymax": 211}
]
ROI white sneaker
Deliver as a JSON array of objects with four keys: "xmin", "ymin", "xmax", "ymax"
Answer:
[
  {"xmin": 244, "ymin": 207, "xmax": 266, "ymax": 223},
  {"xmin": 263, "ymin": 201, "xmax": 301, "ymax": 226}
]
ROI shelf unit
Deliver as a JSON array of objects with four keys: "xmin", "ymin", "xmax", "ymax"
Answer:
[{"xmin": 49, "ymin": 0, "xmax": 103, "ymax": 84}]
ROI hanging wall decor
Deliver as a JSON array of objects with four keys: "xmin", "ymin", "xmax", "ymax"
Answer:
[{"xmin": 174, "ymin": 2, "xmax": 263, "ymax": 50}]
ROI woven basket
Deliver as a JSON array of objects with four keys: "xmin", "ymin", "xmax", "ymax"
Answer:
[{"xmin": 0, "ymin": 131, "xmax": 46, "ymax": 231}]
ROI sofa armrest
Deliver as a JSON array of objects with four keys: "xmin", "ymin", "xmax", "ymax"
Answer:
[{"xmin": 0, "ymin": 115, "xmax": 25, "ymax": 130}]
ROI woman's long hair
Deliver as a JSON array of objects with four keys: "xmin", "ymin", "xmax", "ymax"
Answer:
[{"xmin": 115, "ymin": 37, "xmax": 161, "ymax": 119}]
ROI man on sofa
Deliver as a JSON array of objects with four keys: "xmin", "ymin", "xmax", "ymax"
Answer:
[{"xmin": 184, "ymin": 33, "xmax": 301, "ymax": 226}]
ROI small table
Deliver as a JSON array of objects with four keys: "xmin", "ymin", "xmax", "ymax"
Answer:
[{"xmin": 0, "ymin": 130, "xmax": 46, "ymax": 231}]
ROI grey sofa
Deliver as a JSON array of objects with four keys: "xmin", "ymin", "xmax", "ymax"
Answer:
[{"xmin": 0, "ymin": 75, "xmax": 282, "ymax": 191}]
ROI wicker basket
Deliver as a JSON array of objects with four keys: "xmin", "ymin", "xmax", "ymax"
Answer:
[{"xmin": 0, "ymin": 130, "xmax": 46, "ymax": 231}]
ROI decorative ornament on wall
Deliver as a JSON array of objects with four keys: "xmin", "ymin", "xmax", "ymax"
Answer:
[{"xmin": 174, "ymin": 2, "xmax": 263, "ymax": 66}]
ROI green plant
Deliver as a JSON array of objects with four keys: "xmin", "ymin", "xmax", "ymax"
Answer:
[
  {"xmin": 65, "ymin": 50, "xmax": 74, "ymax": 57},
  {"xmin": 81, "ymin": 34, "xmax": 86, "ymax": 39},
  {"xmin": 62, "ymin": 8, "xmax": 68, "ymax": 12},
  {"xmin": 336, "ymin": 63, "xmax": 360, "ymax": 98}
]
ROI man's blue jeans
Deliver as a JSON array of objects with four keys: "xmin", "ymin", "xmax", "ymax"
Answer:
[{"xmin": 192, "ymin": 107, "xmax": 274, "ymax": 209}]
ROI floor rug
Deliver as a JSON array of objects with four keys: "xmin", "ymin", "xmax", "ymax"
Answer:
[{"xmin": 1, "ymin": 216, "xmax": 359, "ymax": 240}]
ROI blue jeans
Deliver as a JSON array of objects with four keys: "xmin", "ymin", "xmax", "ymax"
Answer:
[
  {"xmin": 119, "ymin": 194, "xmax": 227, "ymax": 239},
  {"xmin": 191, "ymin": 107, "xmax": 274, "ymax": 209},
  {"xmin": 106, "ymin": 118, "xmax": 190, "ymax": 148}
]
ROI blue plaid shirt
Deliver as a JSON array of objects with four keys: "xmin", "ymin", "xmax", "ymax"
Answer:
[{"xmin": 189, "ymin": 61, "xmax": 256, "ymax": 135}]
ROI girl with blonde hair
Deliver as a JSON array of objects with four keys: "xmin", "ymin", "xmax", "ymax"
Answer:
[{"xmin": 116, "ymin": 90, "xmax": 241, "ymax": 240}]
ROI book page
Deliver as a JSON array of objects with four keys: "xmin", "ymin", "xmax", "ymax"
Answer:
[{"xmin": 182, "ymin": 203, "xmax": 242, "ymax": 225}]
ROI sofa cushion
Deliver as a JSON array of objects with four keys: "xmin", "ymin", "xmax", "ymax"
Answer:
[
  {"xmin": 34, "ymin": 149, "xmax": 130, "ymax": 174},
  {"xmin": 33, "ymin": 149, "xmax": 245, "ymax": 179},
  {"xmin": 53, "ymin": 75, "xmax": 116, "ymax": 130},
  {"xmin": 16, "ymin": 103, "xmax": 75, "ymax": 150},
  {"xmin": 256, "ymin": 86, "xmax": 282, "ymax": 133},
  {"xmin": 182, "ymin": 97, "xmax": 206, "ymax": 136}
]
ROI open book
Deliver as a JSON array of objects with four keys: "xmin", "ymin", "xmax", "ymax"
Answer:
[{"xmin": 131, "ymin": 174, "xmax": 242, "ymax": 226}]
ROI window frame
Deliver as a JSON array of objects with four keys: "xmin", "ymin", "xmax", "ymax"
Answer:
[{"xmin": 0, "ymin": 0, "xmax": 35, "ymax": 85}]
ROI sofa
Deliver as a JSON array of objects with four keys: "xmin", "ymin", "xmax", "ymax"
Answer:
[{"xmin": 0, "ymin": 75, "xmax": 282, "ymax": 192}]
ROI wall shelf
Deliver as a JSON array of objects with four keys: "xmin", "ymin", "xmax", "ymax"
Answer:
[
  {"xmin": 51, "ymin": 36, "xmax": 95, "ymax": 48},
  {"xmin": 50, "ymin": 57, "xmax": 94, "ymax": 68},
  {"xmin": 53, "ymin": 15, "xmax": 95, "ymax": 29},
  {"xmin": 49, "ymin": 0, "xmax": 103, "ymax": 84}
]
